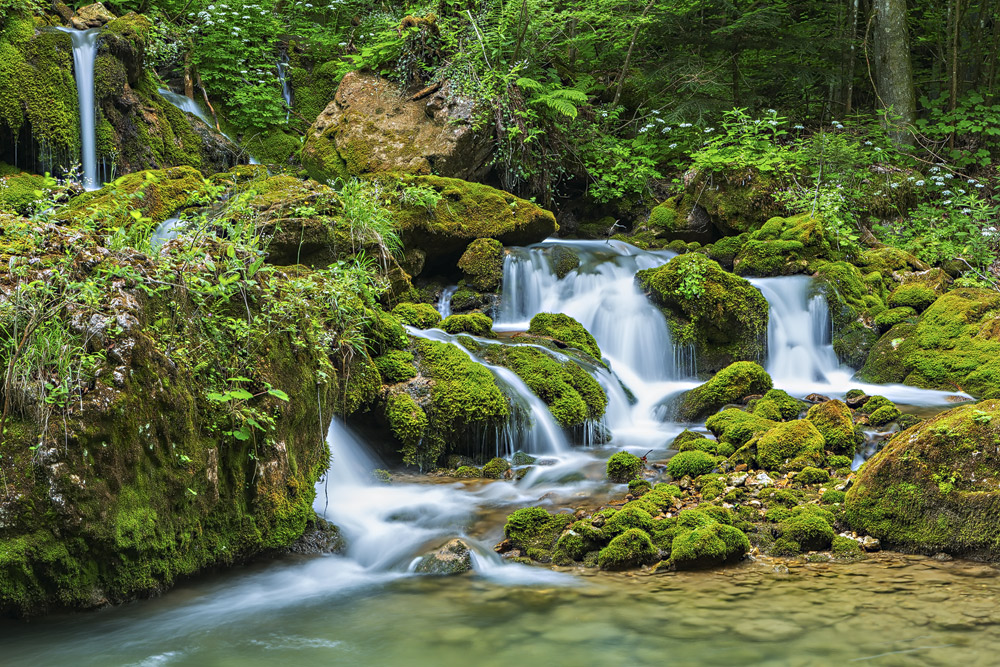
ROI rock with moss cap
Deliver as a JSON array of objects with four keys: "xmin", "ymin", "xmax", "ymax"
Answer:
[
  {"xmin": 859, "ymin": 288, "xmax": 1000, "ymax": 398},
  {"xmin": 62, "ymin": 166, "xmax": 208, "ymax": 228},
  {"xmin": 747, "ymin": 419, "xmax": 826, "ymax": 471},
  {"xmin": 666, "ymin": 450, "xmax": 716, "ymax": 478},
  {"xmin": 806, "ymin": 399, "xmax": 863, "ymax": 454},
  {"xmin": 481, "ymin": 457, "xmax": 511, "ymax": 479},
  {"xmin": 501, "ymin": 507, "xmax": 574, "ymax": 562},
  {"xmin": 440, "ymin": 313, "xmax": 494, "ymax": 336},
  {"xmin": 598, "ymin": 528, "xmax": 658, "ymax": 570},
  {"xmin": 668, "ymin": 508, "xmax": 750, "ymax": 569},
  {"xmin": 527, "ymin": 313, "xmax": 601, "ymax": 360},
  {"xmin": 606, "ymin": 451, "xmax": 643, "ymax": 483},
  {"xmin": 887, "ymin": 283, "xmax": 939, "ymax": 313},
  {"xmin": 705, "ymin": 408, "xmax": 775, "ymax": 448},
  {"xmin": 548, "ymin": 245, "xmax": 581, "ymax": 278},
  {"xmin": 644, "ymin": 196, "xmax": 716, "ymax": 243},
  {"xmin": 391, "ymin": 302, "xmax": 442, "ymax": 329},
  {"xmin": 749, "ymin": 389, "xmax": 804, "ymax": 421},
  {"xmin": 811, "ymin": 260, "xmax": 886, "ymax": 368},
  {"xmin": 732, "ymin": 214, "xmax": 832, "ymax": 276},
  {"xmin": 845, "ymin": 401, "xmax": 1000, "ymax": 558},
  {"xmin": 413, "ymin": 538, "xmax": 473, "ymax": 575},
  {"xmin": 457, "ymin": 238, "xmax": 505, "ymax": 291},
  {"xmin": 637, "ymin": 254, "xmax": 767, "ymax": 372},
  {"xmin": 675, "ymin": 362, "xmax": 773, "ymax": 421}
]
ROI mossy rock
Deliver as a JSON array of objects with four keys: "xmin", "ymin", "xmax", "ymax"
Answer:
[
  {"xmin": 806, "ymin": 399, "xmax": 863, "ymax": 455},
  {"xmin": 675, "ymin": 362, "xmax": 773, "ymax": 421},
  {"xmin": 812, "ymin": 260, "xmax": 884, "ymax": 368},
  {"xmin": 748, "ymin": 389, "xmax": 804, "ymax": 421},
  {"xmin": 684, "ymin": 169, "xmax": 785, "ymax": 236},
  {"xmin": 391, "ymin": 302, "xmax": 442, "ymax": 329},
  {"xmin": 481, "ymin": 344, "xmax": 607, "ymax": 428},
  {"xmin": 732, "ymin": 214, "xmax": 831, "ymax": 276},
  {"xmin": 669, "ymin": 509, "xmax": 750, "ymax": 569},
  {"xmin": 666, "ymin": 450, "xmax": 716, "ymax": 478},
  {"xmin": 874, "ymin": 306, "xmax": 917, "ymax": 333},
  {"xmin": 887, "ymin": 284, "xmax": 938, "ymax": 313},
  {"xmin": 384, "ymin": 392, "xmax": 429, "ymax": 454},
  {"xmin": 603, "ymin": 506, "xmax": 655, "ymax": 538},
  {"xmin": 440, "ymin": 313, "xmax": 493, "ymax": 336},
  {"xmin": 705, "ymin": 408, "xmax": 775, "ymax": 448},
  {"xmin": 374, "ymin": 349, "xmax": 418, "ymax": 384},
  {"xmin": 753, "ymin": 419, "xmax": 826, "ymax": 471},
  {"xmin": 454, "ymin": 465, "xmax": 481, "ymax": 478},
  {"xmin": 597, "ymin": 528, "xmax": 658, "ymax": 570},
  {"xmin": 831, "ymin": 535, "xmax": 864, "ymax": 558},
  {"xmin": 606, "ymin": 451, "xmax": 643, "ymax": 483},
  {"xmin": 0, "ymin": 171, "xmax": 47, "ymax": 214},
  {"xmin": 777, "ymin": 511, "xmax": 834, "ymax": 551},
  {"xmin": 482, "ymin": 457, "xmax": 511, "ymax": 479},
  {"xmin": 671, "ymin": 429, "xmax": 704, "ymax": 449},
  {"xmin": 548, "ymin": 245, "xmax": 580, "ymax": 278},
  {"xmin": 63, "ymin": 166, "xmax": 208, "ymax": 227},
  {"xmin": 859, "ymin": 288, "xmax": 1000, "ymax": 398},
  {"xmin": 795, "ymin": 466, "xmax": 830, "ymax": 485},
  {"xmin": 383, "ymin": 174, "xmax": 556, "ymax": 273},
  {"xmin": 822, "ymin": 490, "xmax": 847, "ymax": 505},
  {"xmin": 457, "ymin": 238, "xmax": 504, "ymax": 291},
  {"xmin": 637, "ymin": 254, "xmax": 767, "ymax": 372},
  {"xmin": 678, "ymin": 437, "xmax": 733, "ymax": 457},
  {"xmin": 527, "ymin": 313, "xmax": 601, "ymax": 360},
  {"xmin": 845, "ymin": 400, "xmax": 1000, "ymax": 558},
  {"xmin": 502, "ymin": 507, "xmax": 574, "ymax": 562}
]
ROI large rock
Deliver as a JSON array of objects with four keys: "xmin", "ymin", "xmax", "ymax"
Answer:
[
  {"xmin": 301, "ymin": 72, "xmax": 491, "ymax": 184},
  {"xmin": 858, "ymin": 288, "xmax": 1000, "ymax": 398},
  {"xmin": 637, "ymin": 254, "xmax": 768, "ymax": 373},
  {"xmin": 414, "ymin": 539, "xmax": 473, "ymax": 575},
  {"xmin": 71, "ymin": 2, "xmax": 116, "ymax": 29},
  {"xmin": 675, "ymin": 362, "xmax": 772, "ymax": 421},
  {"xmin": 845, "ymin": 400, "xmax": 1000, "ymax": 559}
]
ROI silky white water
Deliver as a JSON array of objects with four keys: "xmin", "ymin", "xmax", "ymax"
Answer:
[
  {"xmin": 149, "ymin": 217, "xmax": 182, "ymax": 251},
  {"xmin": 157, "ymin": 87, "xmax": 261, "ymax": 164},
  {"xmin": 277, "ymin": 60, "xmax": 292, "ymax": 122},
  {"xmin": 58, "ymin": 28, "xmax": 100, "ymax": 190},
  {"xmin": 437, "ymin": 285, "xmax": 458, "ymax": 318}
]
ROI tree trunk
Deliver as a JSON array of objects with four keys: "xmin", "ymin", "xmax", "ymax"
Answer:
[{"xmin": 871, "ymin": 0, "xmax": 917, "ymax": 145}]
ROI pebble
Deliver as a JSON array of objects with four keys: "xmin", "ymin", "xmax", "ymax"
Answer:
[{"xmin": 861, "ymin": 536, "xmax": 881, "ymax": 552}]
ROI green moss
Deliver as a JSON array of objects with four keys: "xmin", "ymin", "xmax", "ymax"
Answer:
[
  {"xmin": 676, "ymin": 362, "xmax": 773, "ymax": 421},
  {"xmin": 795, "ymin": 466, "xmax": 831, "ymax": 485},
  {"xmin": 703, "ymin": 233, "xmax": 748, "ymax": 267},
  {"xmin": 457, "ymin": 238, "xmax": 504, "ymax": 291},
  {"xmin": 887, "ymin": 284, "xmax": 938, "ymax": 313},
  {"xmin": 749, "ymin": 389, "xmax": 804, "ymax": 421},
  {"xmin": 511, "ymin": 451, "xmax": 537, "ymax": 466},
  {"xmin": 732, "ymin": 214, "xmax": 831, "ymax": 276},
  {"xmin": 597, "ymin": 528, "xmax": 658, "ymax": 570},
  {"xmin": 771, "ymin": 538, "xmax": 802, "ymax": 556},
  {"xmin": 549, "ymin": 245, "xmax": 580, "ymax": 278},
  {"xmin": 440, "ymin": 313, "xmax": 494, "ymax": 337},
  {"xmin": 822, "ymin": 490, "xmax": 847, "ymax": 504},
  {"xmin": 503, "ymin": 507, "xmax": 574, "ymax": 562},
  {"xmin": 374, "ymin": 349, "xmax": 417, "ymax": 384},
  {"xmin": 0, "ymin": 171, "xmax": 46, "ymax": 214},
  {"xmin": 669, "ymin": 517, "xmax": 750, "ymax": 569},
  {"xmin": 777, "ymin": 512, "xmax": 834, "ymax": 551},
  {"xmin": 868, "ymin": 404, "xmax": 902, "ymax": 426},
  {"xmin": 832, "ymin": 535, "xmax": 863, "ymax": 558},
  {"xmin": 481, "ymin": 345, "xmax": 607, "ymax": 428},
  {"xmin": 603, "ymin": 506, "xmax": 655, "ymax": 538},
  {"xmin": 385, "ymin": 392, "xmax": 429, "ymax": 455},
  {"xmin": 666, "ymin": 450, "xmax": 716, "ymax": 478},
  {"xmin": 700, "ymin": 479, "xmax": 725, "ymax": 500},
  {"xmin": 806, "ymin": 399, "xmax": 863, "ymax": 454},
  {"xmin": 454, "ymin": 465, "xmax": 482, "ymax": 477},
  {"xmin": 755, "ymin": 419, "xmax": 825, "ymax": 470},
  {"xmin": 637, "ymin": 254, "xmax": 768, "ymax": 372},
  {"xmin": 363, "ymin": 308, "xmax": 408, "ymax": 355},
  {"xmin": 623, "ymin": 484, "xmax": 681, "ymax": 517},
  {"xmin": 64, "ymin": 166, "xmax": 208, "ymax": 227},
  {"xmin": 607, "ymin": 451, "xmax": 643, "ymax": 483},
  {"xmin": 678, "ymin": 436, "xmax": 732, "ymax": 457},
  {"xmin": 527, "ymin": 313, "xmax": 601, "ymax": 360},
  {"xmin": 671, "ymin": 429, "xmax": 703, "ymax": 449},
  {"xmin": 552, "ymin": 520, "xmax": 604, "ymax": 564},
  {"xmin": 391, "ymin": 302, "xmax": 442, "ymax": 329},
  {"xmin": 628, "ymin": 479, "xmax": 652, "ymax": 496},
  {"xmin": 875, "ymin": 306, "xmax": 917, "ymax": 333},
  {"xmin": 482, "ymin": 457, "xmax": 511, "ymax": 479},
  {"xmin": 706, "ymin": 408, "xmax": 775, "ymax": 448}
]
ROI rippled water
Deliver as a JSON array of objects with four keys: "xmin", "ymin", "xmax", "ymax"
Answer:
[{"xmin": 4, "ymin": 554, "xmax": 999, "ymax": 666}]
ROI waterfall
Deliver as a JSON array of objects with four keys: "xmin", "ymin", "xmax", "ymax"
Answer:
[
  {"xmin": 149, "ymin": 217, "xmax": 182, "ymax": 251},
  {"xmin": 437, "ymin": 286, "xmax": 458, "ymax": 318},
  {"xmin": 406, "ymin": 327, "xmax": 569, "ymax": 456},
  {"xmin": 277, "ymin": 60, "xmax": 292, "ymax": 122},
  {"xmin": 58, "ymin": 27, "xmax": 100, "ymax": 190},
  {"xmin": 157, "ymin": 87, "xmax": 260, "ymax": 165}
]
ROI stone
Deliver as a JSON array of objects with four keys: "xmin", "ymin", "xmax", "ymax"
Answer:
[
  {"xmin": 72, "ymin": 3, "xmax": 116, "ymax": 28},
  {"xmin": 302, "ymin": 72, "xmax": 492, "ymax": 183},
  {"xmin": 414, "ymin": 538, "xmax": 474, "ymax": 575},
  {"xmin": 804, "ymin": 393, "xmax": 831, "ymax": 403},
  {"xmin": 747, "ymin": 472, "xmax": 774, "ymax": 488},
  {"xmin": 860, "ymin": 536, "xmax": 881, "ymax": 552},
  {"xmin": 731, "ymin": 473, "xmax": 748, "ymax": 487}
]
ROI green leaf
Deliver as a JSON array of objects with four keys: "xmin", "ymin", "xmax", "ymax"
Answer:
[{"xmin": 267, "ymin": 388, "xmax": 290, "ymax": 401}]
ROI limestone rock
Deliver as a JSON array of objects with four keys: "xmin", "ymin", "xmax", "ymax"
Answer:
[
  {"xmin": 414, "ymin": 538, "xmax": 474, "ymax": 575},
  {"xmin": 72, "ymin": 2, "xmax": 116, "ymax": 29},
  {"xmin": 302, "ymin": 72, "xmax": 492, "ymax": 183}
]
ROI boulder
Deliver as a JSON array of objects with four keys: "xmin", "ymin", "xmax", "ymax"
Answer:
[
  {"xmin": 637, "ymin": 254, "xmax": 768, "ymax": 372},
  {"xmin": 71, "ymin": 2, "xmax": 116, "ymax": 29},
  {"xmin": 845, "ymin": 400, "xmax": 1000, "ymax": 559},
  {"xmin": 301, "ymin": 72, "xmax": 491, "ymax": 184},
  {"xmin": 732, "ymin": 214, "xmax": 831, "ymax": 276},
  {"xmin": 414, "ymin": 539, "xmax": 473, "ymax": 575},
  {"xmin": 675, "ymin": 362, "xmax": 773, "ymax": 421}
]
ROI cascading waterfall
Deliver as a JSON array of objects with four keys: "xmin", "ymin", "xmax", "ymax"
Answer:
[
  {"xmin": 277, "ymin": 60, "xmax": 292, "ymax": 122},
  {"xmin": 58, "ymin": 27, "xmax": 100, "ymax": 190},
  {"xmin": 150, "ymin": 217, "xmax": 182, "ymax": 251},
  {"xmin": 157, "ymin": 87, "xmax": 261, "ymax": 165},
  {"xmin": 437, "ymin": 286, "xmax": 458, "ymax": 318}
]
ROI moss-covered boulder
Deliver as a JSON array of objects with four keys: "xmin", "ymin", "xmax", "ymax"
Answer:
[
  {"xmin": 887, "ymin": 283, "xmax": 938, "ymax": 313},
  {"xmin": 413, "ymin": 538, "xmax": 473, "ymax": 575},
  {"xmin": 666, "ymin": 450, "xmax": 716, "ymax": 478},
  {"xmin": 637, "ymin": 254, "xmax": 767, "ymax": 372},
  {"xmin": 301, "ymin": 71, "xmax": 491, "ymax": 184},
  {"xmin": 548, "ymin": 244, "xmax": 580, "ymax": 278},
  {"xmin": 383, "ymin": 174, "xmax": 556, "ymax": 274},
  {"xmin": 527, "ymin": 313, "xmax": 601, "ymax": 360},
  {"xmin": 749, "ymin": 389, "xmax": 804, "ymax": 421},
  {"xmin": 859, "ymin": 288, "xmax": 1000, "ymax": 398},
  {"xmin": 675, "ymin": 362, "xmax": 773, "ymax": 421},
  {"xmin": 440, "ymin": 313, "xmax": 493, "ymax": 336},
  {"xmin": 752, "ymin": 419, "xmax": 826, "ymax": 470},
  {"xmin": 457, "ymin": 238, "xmax": 504, "ymax": 291},
  {"xmin": 705, "ymin": 408, "xmax": 775, "ymax": 448},
  {"xmin": 482, "ymin": 457, "xmax": 511, "ymax": 479},
  {"xmin": 480, "ymin": 345, "xmax": 607, "ymax": 428},
  {"xmin": 668, "ymin": 508, "xmax": 750, "ymax": 569},
  {"xmin": 502, "ymin": 507, "xmax": 574, "ymax": 562},
  {"xmin": 812, "ymin": 260, "xmax": 884, "ymax": 368},
  {"xmin": 0, "ymin": 170, "xmax": 47, "ymax": 214},
  {"xmin": 644, "ymin": 196, "xmax": 716, "ymax": 243},
  {"xmin": 683, "ymin": 169, "xmax": 786, "ymax": 236},
  {"xmin": 62, "ymin": 166, "xmax": 208, "ymax": 227},
  {"xmin": 598, "ymin": 528, "xmax": 658, "ymax": 570},
  {"xmin": 806, "ymin": 400, "xmax": 863, "ymax": 454},
  {"xmin": 732, "ymin": 214, "xmax": 831, "ymax": 276},
  {"xmin": 845, "ymin": 400, "xmax": 1000, "ymax": 558},
  {"xmin": 391, "ymin": 302, "xmax": 442, "ymax": 329},
  {"xmin": 606, "ymin": 451, "xmax": 642, "ymax": 483}
]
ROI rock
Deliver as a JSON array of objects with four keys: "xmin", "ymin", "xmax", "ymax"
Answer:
[
  {"xmin": 933, "ymin": 552, "xmax": 953, "ymax": 562},
  {"xmin": 669, "ymin": 508, "xmax": 750, "ymax": 569},
  {"xmin": 675, "ymin": 362, "xmax": 773, "ymax": 421},
  {"xmin": 806, "ymin": 400, "xmax": 863, "ymax": 455},
  {"xmin": 458, "ymin": 238, "xmax": 504, "ymax": 291},
  {"xmin": 860, "ymin": 536, "xmax": 881, "ymax": 552},
  {"xmin": 748, "ymin": 420, "xmax": 826, "ymax": 471},
  {"xmin": 72, "ymin": 2, "xmax": 116, "ymax": 28},
  {"xmin": 732, "ymin": 214, "xmax": 831, "ymax": 276},
  {"xmin": 644, "ymin": 197, "xmax": 717, "ymax": 243},
  {"xmin": 846, "ymin": 400, "xmax": 1000, "ymax": 558},
  {"xmin": 637, "ymin": 255, "xmax": 768, "ymax": 373},
  {"xmin": 747, "ymin": 472, "xmax": 774, "ymax": 487},
  {"xmin": 804, "ymin": 393, "xmax": 831, "ymax": 403},
  {"xmin": 730, "ymin": 473, "xmax": 748, "ymax": 487},
  {"xmin": 302, "ymin": 72, "xmax": 491, "ymax": 183},
  {"xmin": 414, "ymin": 538, "xmax": 474, "ymax": 575},
  {"xmin": 527, "ymin": 313, "xmax": 601, "ymax": 360}
]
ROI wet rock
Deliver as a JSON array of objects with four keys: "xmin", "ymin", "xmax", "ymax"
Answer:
[
  {"xmin": 414, "ymin": 538, "xmax": 474, "ymax": 575},
  {"xmin": 860, "ymin": 536, "xmax": 881, "ymax": 552},
  {"xmin": 804, "ymin": 393, "xmax": 831, "ymax": 404},
  {"xmin": 72, "ymin": 2, "xmax": 116, "ymax": 28},
  {"xmin": 287, "ymin": 519, "xmax": 345, "ymax": 555},
  {"xmin": 933, "ymin": 552, "xmax": 954, "ymax": 562}
]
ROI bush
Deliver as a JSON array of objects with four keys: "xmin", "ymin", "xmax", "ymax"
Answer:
[
  {"xmin": 666, "ymin": 450, "xmax": 716, "ymax": 478},
  {"xmin": 606, "ymin": 451, "xmax": 643, "ymax": 483}
]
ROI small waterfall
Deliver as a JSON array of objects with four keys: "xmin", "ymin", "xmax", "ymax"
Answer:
[
  {"xmin": 150, "ymin": 217, "xmax": 182, "ymax": 251},
  {"xmin": 437, "ymin": 286, "xmax": 458, "ymax": 318},
  {"xmin": 277, "ymin": 60, "xmax": 292, "ymax": 122},
  {"xmin": 58, "ymin": 27, "xmax": 100, "ymax": 190},
  {"xmin": 406, "ymin": 327, "xmax": 569, "ymax": 455},
  {"xmin": 157, "ymin": 86, "xmax": 260, "ymax": 165}
]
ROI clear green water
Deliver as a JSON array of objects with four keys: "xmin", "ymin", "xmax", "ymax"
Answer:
[{"xmin": 4, "ymin": 553, "xmax": 1000, "ymax": 666}]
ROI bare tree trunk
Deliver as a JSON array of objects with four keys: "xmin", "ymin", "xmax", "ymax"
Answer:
[
  {"xmin": 872, "ymin": 0, "xmax": 917, "ymax": 145},
  {"xmin": 846, "ymin": 0, "xmax": 860, "ymax": 113},
  {"xmin": 183, "ymin": 51, "xmax": 194, "ymax": 99},
  {"xmin": 612, "ymin": 0, "xmax": 655, "ymax": 107}
]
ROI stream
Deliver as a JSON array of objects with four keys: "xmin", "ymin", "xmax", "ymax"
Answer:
[{"xmin": 1, "ymin": 239, "xmax": 986, "ymax": 666}]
